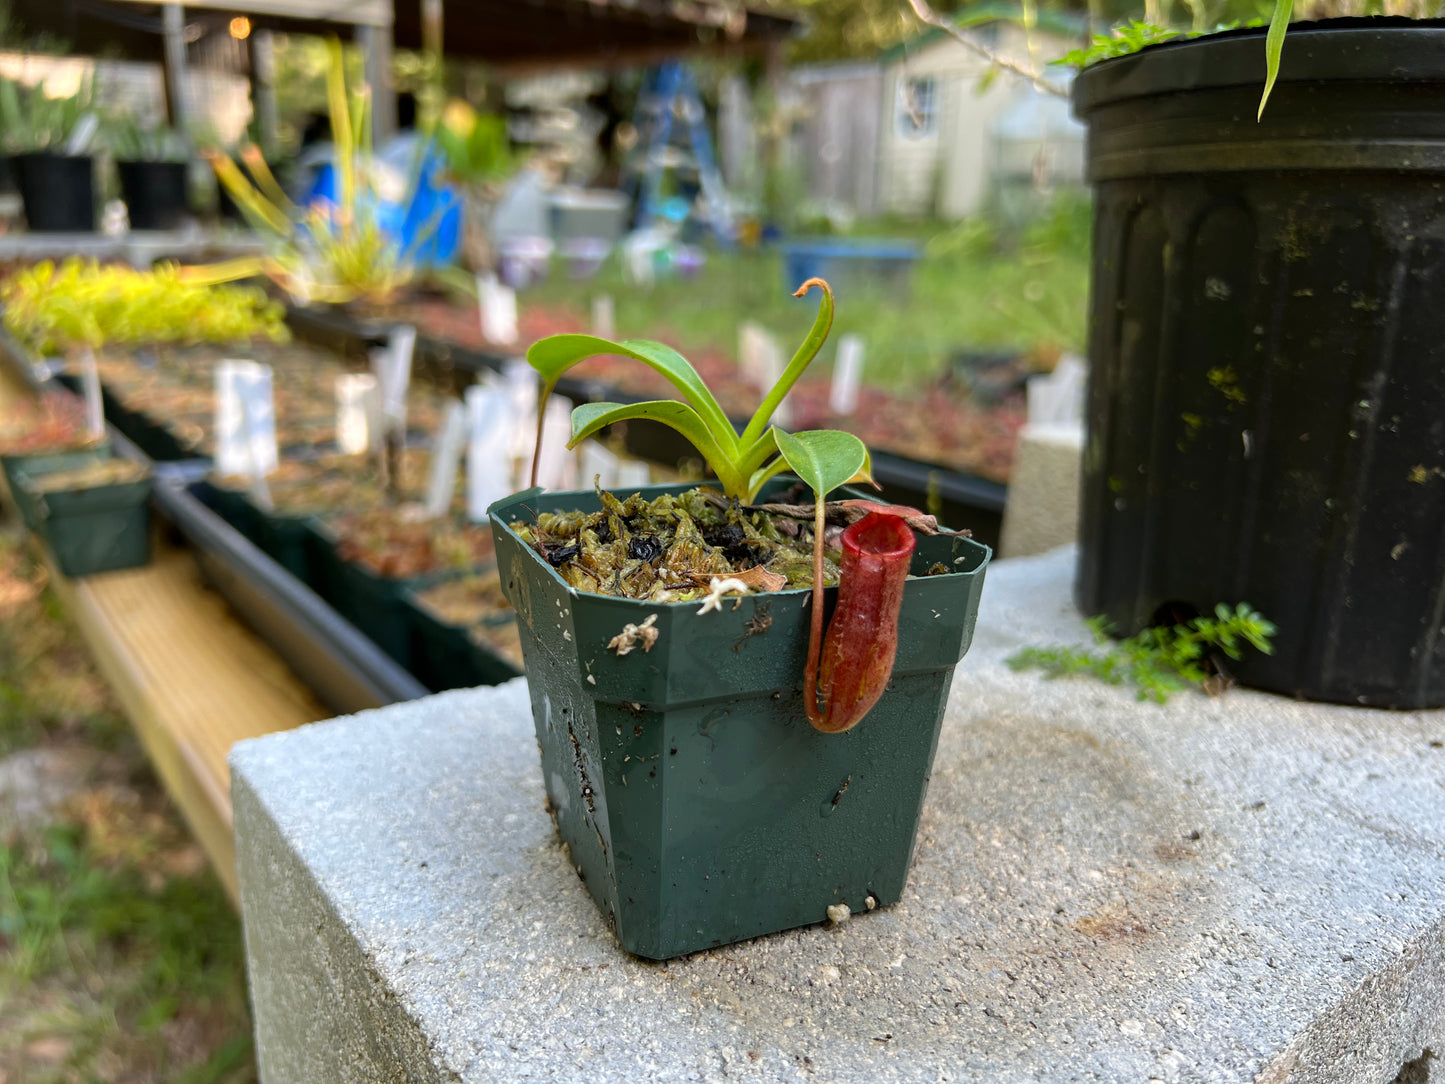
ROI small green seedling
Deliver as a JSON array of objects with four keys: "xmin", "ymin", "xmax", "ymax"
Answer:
[{"xmin": 1007, "ymin": 602, "xmax": 1277, "ymax": 703}]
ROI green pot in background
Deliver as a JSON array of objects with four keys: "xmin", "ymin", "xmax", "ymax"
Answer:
[
  {"xmin": 2, "ymin": 444, "xmax": 110, "ymax": 529},
  {"xmin": 17, "ymin": 463, "xmax": 153, "ymax": 577},
  {"xmin": 490, "ymin": 480, "xmax": 991, "ymax": 960}
]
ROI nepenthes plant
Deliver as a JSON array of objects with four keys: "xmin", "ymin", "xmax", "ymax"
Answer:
[{"xmin": 523, "ymin": 278, "xmax": 933, "ymax": 733}]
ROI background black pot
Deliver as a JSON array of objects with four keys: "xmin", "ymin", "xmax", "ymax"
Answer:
[
  {"xmin": 1074, "ymin": 19, "xmax": 1445, "ymax": 709},
  {"xmin": 117, "ymin": 160, "xmax": 190, "ymax": 231},
  {"xmin": 14, "ymin": 152, "xmax": 94, "ymax": 231}
]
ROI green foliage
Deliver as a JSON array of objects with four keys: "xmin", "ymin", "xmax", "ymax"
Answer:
[
  {"xmin": 1007, "ymin": 602, "xmax": 1277, "ymax": 703},
  {"xmin": 2, "ymin": 258, "xmax": 289, "ymax": 355},
  {"xmin": 1259, "ymin": 0, "xmax": 1293, "ymax": 117},
  {"xmin": 0, "ymin": 73, "xmax": 97, "ymax": 154},
  {"xmin": 200, "ymin": 38, "xmax": 427, "ymax": 308},
  {"xmin": 525, "ymin": 280, "xmax": 871, "ymax": 502},
  {"xmin": 1053, "ymin": 17, "xmax": 1267, "ymax": 68},
  {"xmin": 103, "ymin": 113, "xmax": 189, "ymax": 162},
  {"xmin": 435, "ymin": 100, "xmax": 513, "ymax": 186}
]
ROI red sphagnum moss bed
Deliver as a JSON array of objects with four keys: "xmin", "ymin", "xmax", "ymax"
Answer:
[{"xmin": 400, "ymin": 298, "xmax": 1024, "ymax": 485}]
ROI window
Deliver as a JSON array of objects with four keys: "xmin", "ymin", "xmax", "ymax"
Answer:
[{"xmin": 895, "ymin": 76, "xmax": 938, "ymax": 139}]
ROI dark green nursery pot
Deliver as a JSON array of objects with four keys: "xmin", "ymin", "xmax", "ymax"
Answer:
[
  {"xmin": 2, "ymin": 445, "xmax": 111, "ymax": 529},
  {"xmin": 18, "ymin": 466, "xmax": 153, "ymax": 577},
  {"xmin": 490, "ymin": 480, "xmax": 991, "ymax": 960}
]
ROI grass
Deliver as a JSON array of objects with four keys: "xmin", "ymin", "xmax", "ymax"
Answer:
[
  {"xmin": 0, "ymin": 519, "xmax": 255, "ymax": 1083},
  {"xmin": 523, "ymin": 195, "xmax": 1091, "ymax": 389}
]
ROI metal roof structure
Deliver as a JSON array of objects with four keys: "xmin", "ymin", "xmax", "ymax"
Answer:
[{"xmin": 11, "ymin": 0, "xmax": 796, "ymax": 63}]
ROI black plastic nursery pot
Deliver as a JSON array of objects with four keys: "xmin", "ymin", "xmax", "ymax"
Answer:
[
  {"xmin": 1074, "ymin": 19, "xmax": 1445, "ymax": 708},
  {"xmin": 14, "ymin": 153, "xmax": 95, "ymax": 231},
  {"xmin": 117, "ymin": 160, "xmax": 190, "ymax": 231},
  {"xmin": 490, "ymin": 481, "xmax": 991, "ymax": 960},
  {"xmin": 18, "ymin": 468, "xmax": 152, "ymax": 577}
]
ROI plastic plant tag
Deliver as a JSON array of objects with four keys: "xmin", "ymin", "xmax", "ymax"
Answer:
[
  {"xmin": 371, "ymin": 325, "xmax": 416, "ymax": 435},
  {"xmin": 829, "ymin": 333, "xmax": 865, "ymax": 417},
  {"xmin": 335, "ymin": 373, "xmax": 380, "ymax": 455},
  {"xmin": 215, "ymin": 360, "xmax": 278, "ymax": 479},
  {"xmin": 79, "ymin": 348, "xmax": 104, "ymax": 440},
  {"xmin": 477, "ymin": 273, "xmax": 519, "ymax": 346},
  {"xmin": 65, "ymin": 112, "xmax": 99, "ymax": 156},
  {"xmin": 577, "ymin": 439, "xmax": 621, "ymax": 490},
  {"xmin": 591, "ymin": 293, "xmax": 616, "ymax": 341},
  {"xmin": 503, "ymin": 357, "xmax": 539, "ymax": 467},
  {"xmin": 242, "ymin": 390, "xmax": 275, "ymax": 513},
  {"xmin": 739, "ymin": 321, "xmax": 790, "ymax": 427},
  {"xmin": 613, "ymin": 459, "xmax": 652, "ymax": 493},
  {"xmin": 526, "ymin": 395, "xmax": 576, "ymax": 492},
  {"xmin": 423, "ymin": 400, "xmax": 467, "ymax": 520},
  {"xmin": 465, "ymin": 385, "xmax": 514, "ymax": 521},
  {"xmin": 1025, "ymin": 353, "xmax": 1087, "ymax": 429}
]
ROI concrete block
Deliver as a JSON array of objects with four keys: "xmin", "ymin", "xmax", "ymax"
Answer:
[
  {"xmin": 233, "ymin": 546, "xmax": 1445, "ymax": 1083},
  {"xmin": 999, "ymin": 422, "xmax": 1083, "ymax": 558}
]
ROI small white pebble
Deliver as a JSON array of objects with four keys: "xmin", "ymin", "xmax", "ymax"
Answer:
[
  {"xmin": 865, "ymin": 895, "xmax": 878, "ymax": 911},
  {"xmin": 586, "ymin": 674, "xmax": 597, "ymax": 685},
  {"xmin": 826, "ymin": 903, "xmax": 851, "ymax": 924}
]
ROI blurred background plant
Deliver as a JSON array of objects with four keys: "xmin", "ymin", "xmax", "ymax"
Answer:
[{"xmin": 2, "ymin": 259, "xmax": 288, "ymax": 356}]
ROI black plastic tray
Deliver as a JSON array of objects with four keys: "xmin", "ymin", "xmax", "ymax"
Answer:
[{"xmin": 154, "ymin": 467, "xmax": 428, "ymax": 713}]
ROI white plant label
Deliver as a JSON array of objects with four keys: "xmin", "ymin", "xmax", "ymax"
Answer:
[
  {"xmin": 371, "ymin": 324, "xmax": 416, "ymax": 436},
  {"xmin": 335, "ymin": 373, "xmax": 379, "ymax": 455},
  {"xmin": 591, "ymin": 293, "xmax": 616, "ymax": 341},
  {"xmin": 423, "ymin": 399, "xmax": 468, "ymax": 520},
  {"xmin": 215, "ymin": 360, "xmax": 277, "ymax": 478},
  {"xmin": 739, "ymin": 321, "xmax": 790, "ymax": 426},
  {"xmin": 477, "ymin": 273, "xmax": 519, "ymax": 346},
  {"xmin": 613, "ymin": 460, "xmax": 652, "ymax": 493},
  {"xmin": 80, "ymin": 348, "xmax": 104, "ymax": 440},
  {"xmin": 465, "ymin": 385, "xmax": 514, "ymax": 521},
  {"xmin": 242, "ymin": 390, "xmax": 275, "ymax": 512},
  {"xmin": 527, "ymin": 395, "xmax": 577, "ymax": 493},
  {"xmin": 1025, "ymin": 353, "xmax": 1087, "ymax": 427},
  {"xmin": 578, "ymin": 439, "xmax": 621, "ymax": 491},
  {"xmin": 503, "ymin": 358, "xmax": 539, "ymax": 474},
  {"xmin": 829, "ymin": 333, "xmax": 865, "ymax": 417}
]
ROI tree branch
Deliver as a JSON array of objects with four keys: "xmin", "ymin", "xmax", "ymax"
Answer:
[{"xmin": 901, "ymin": 0, "xmax": 1070, "ymax": 99}]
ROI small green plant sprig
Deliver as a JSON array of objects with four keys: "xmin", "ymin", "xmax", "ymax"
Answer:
[
  {"xmin": 1054, "ymin": 18, "xmax": 1261, "ymax": 68},
  {"xmin": 525, "ymin": 277, "xmax": 872, "ymax": 505},
  {"xmin": 1007, "ymin": 603, "xmax": 1277, "ymax": 703},
  {"xmin": 1, "ymin": 258, "xmax": 288, "ymax": 355}
]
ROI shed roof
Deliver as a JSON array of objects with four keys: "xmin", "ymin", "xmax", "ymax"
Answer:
[{"xmin": 10, "ymin": 0, "xmax": 797, "ymax": 67}]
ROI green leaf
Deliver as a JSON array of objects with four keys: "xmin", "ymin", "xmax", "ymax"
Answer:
[
  {"xmin": 773, "ymin": 429, "xmax": 868, "ymax": 501},
  {"xmin": 526, "ymin": 334, "xmax": 738, "ymax": 455},
  {"xmin": 567, "ymin": 400, "xmax": 746, "ymax": 496},
  {"xmin": 1258, "ymin": 0, "xmax": 1292, "ymax": 120}
]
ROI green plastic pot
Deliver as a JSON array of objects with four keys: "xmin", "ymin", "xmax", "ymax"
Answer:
[
  {"xmin": 2, "ymin": 445, "xmax": 111, "ymax": 529},
  {"xmin": 489, "ymin": 480, "xmax": 991, "ymax": 960},
  {"xmin": 403, "ymin": 573, "xmax": 524, "ymax": 692},
  {"xmin": 18, "ymin": 466, "xmax": 153, "ymax": 577}
]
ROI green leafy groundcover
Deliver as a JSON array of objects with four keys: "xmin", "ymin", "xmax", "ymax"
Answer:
[{"xmin": 1007, "ymin": 603, "xmax": 1276, "ymax": 703}]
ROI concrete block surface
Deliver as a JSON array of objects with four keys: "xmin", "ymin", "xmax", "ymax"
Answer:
[{"xmin": 232, "ymin": 546, "xmax": 1445, "ymax": 1084}]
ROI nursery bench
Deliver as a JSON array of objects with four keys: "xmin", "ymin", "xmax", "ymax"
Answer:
[
  {"xmin": 0, "ymin": 364, "xmax": 329, "ymax": 903},
  {"xmin": 231, "ymin": 546, "xmax": 1445, "ymax": 1083}
]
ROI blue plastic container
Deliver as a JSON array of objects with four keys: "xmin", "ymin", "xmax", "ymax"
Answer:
[{"xmin": 779, "ymin": 238, "xmax": 921, "ymax": 299}]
